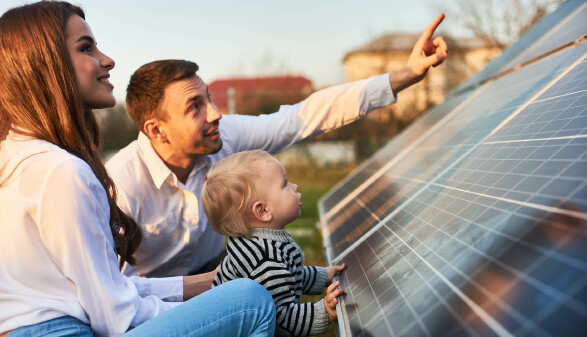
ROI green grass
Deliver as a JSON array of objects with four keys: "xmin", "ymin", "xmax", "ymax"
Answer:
[
  {"xmin": 285, "ymin": 164, "xmax": 355, "ymax": 266},
  {"xmin": 284, "ymin": 163, "xmax": 356, "ymax": 337}
]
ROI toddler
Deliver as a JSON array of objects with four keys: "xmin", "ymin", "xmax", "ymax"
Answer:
[{"xmin": 202, "ymin": 150, "xmax": 345, "ymax": 336}]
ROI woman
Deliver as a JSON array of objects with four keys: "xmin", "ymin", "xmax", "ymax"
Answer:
[{"xmin": 0, "ymin": 1, "xmax": 275, "ymax": 336}]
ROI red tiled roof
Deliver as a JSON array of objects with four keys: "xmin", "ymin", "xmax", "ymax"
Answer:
[
  {"xmin": 209, "ymin": 76, "xmax": 314, "ymax": 114},
  {"xmin": 209, "ymin": 76, "xmax": 312, "ymax": 93}
]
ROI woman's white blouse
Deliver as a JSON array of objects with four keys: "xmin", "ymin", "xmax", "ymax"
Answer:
[{"xmin": 0, "ymin": 132, "xmax": 182, "ymax": 336}]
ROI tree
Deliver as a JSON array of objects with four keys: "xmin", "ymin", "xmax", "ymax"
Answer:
[
  {"xmin": 439, "ymin": 0, "xmax": 564, "ymax": 50},
  {"xmin": 94, "ymin": 104, "xmax": 138, "ymax": 156}
]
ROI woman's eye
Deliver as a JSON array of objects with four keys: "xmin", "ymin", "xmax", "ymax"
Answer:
[{"xmin": 81, "ymin": 45, "xmax": 92, "ymax": 53}]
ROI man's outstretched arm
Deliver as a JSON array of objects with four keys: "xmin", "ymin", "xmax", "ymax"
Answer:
[{"xmin": 389, "ymin": 13, "xmax": 449, "ymax": 94}]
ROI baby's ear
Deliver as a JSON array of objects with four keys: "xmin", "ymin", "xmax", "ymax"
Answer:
[{"xmin": 252, "ymin": 201, "xmax": 272, "ymax": 222}]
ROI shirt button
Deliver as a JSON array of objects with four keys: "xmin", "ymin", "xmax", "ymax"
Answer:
[{"xmin": 190, "ymin": 220, "xmax": 196, "ymax": 226}]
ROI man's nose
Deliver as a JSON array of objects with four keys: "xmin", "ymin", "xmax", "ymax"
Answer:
[{"xmin": 207, "ymin": 102, "xmax": 222, "ymax": 123}]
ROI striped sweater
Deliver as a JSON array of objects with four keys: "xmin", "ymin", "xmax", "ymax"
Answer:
[{"xmin": 212, "ymin": 228, "xmax": 328, "ymax": 336}]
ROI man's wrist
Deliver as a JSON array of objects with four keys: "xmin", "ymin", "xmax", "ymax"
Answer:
[{"xmin": 388, "ymin": 66, "xmax": 420, "ymax": 94}]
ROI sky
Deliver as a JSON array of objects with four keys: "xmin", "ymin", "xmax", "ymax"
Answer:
[{"xmin": 1, "ymin": 0, "xmax": 462, "ymax": 102}]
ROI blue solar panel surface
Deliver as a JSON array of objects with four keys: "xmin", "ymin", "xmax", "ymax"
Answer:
[{"xmin": 319, "ymin": 2, "xmax": 587, "ymax": 336}]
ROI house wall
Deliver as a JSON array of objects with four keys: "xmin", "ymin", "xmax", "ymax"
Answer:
[{"xmin": 343, "ymin": 46, "xmax": 502, "ymax": 123}]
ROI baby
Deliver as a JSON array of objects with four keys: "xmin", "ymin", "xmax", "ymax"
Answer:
[{"xmin": 202, "ymin": 149, "xmax": 345, "ymax": 336}]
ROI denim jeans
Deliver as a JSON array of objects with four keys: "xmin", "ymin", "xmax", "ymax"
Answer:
[
  {"xmin": 8, "ymin": 316, "xmax": 92, "ymax": 337},
  {"xmin": 9, "ymin": 278, "xmax": 276, "ymax": 337}
]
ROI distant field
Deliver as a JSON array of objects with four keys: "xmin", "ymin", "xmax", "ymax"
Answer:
[{"xmin": 284, "ymin": 163, "xmax": 356, "ymax": 264}]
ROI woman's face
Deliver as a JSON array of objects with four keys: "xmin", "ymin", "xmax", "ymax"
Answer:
[{"xmin": 65, "ymin": 15, "xmax": 116, "ymax": 110}]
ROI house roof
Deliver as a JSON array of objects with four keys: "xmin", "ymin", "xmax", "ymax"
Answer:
[
  {"xmin": 208, "ymin": 75, "xmax": 314, "ymax": 113},
  {"xmin": 209, "ymin": 76, "xmax": 313, "ymax": 94}
]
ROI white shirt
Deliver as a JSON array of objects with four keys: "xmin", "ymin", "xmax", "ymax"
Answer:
[
  {"xmin": 106, "ymin": 74, "xmax": 396, "ymax": 277},
  {"xmin": 0, "ymin": 132, "xmax": 183, "ymax": 336}
]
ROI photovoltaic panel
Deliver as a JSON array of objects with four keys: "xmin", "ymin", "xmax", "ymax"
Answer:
[
  {"xmin": 331, "ymin": 56, "xmax": 586, "ymax": 336},
  {"xmin": 320, "ymin": 0, "xmax": 586, "ymax": 242},
  {"xmin": 318, "ymin": 1, "xmax": 587, "ymax": 336},
  {"xmin": 517, "ymin": 2, "xmax": 587, "ymax": 64},
  {"xmin": 322, "ymin": 44, "xmax": 585, "ymax": 261},
  {"xmin": 320, "ymin": 90, "xmax": 474, "ymax": 212},
  {"xmin": 452, "ymin": 0, "xmax": 586, "ymax": 95}
]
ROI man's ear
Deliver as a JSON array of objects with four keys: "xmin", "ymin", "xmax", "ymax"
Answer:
[
  {"xmin": 144, "ymin": 119, "xmax": 168, "ymax": 144},
  {"xmin": 252, "ymin": 201, "xmax": 272, "ymax": 222}
]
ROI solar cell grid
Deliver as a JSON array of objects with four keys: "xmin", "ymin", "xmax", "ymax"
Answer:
[
  {"xmin": 323, "ymin": 174, "xmax": 422, "ymax": 260},
  {"xmin": 512, "ymin": 3, "xmax": 586, "ymax": 67},
  {"xmin": 320, "ymin": 90, "xmax": 475, "ymax": 212},
  {"xmin": 321, "ymin": 6, "xmax": 587, "ymax": 335},
  {"xmin": 322, "ymin": 45, "xmax": 585, "ymax": 261},
  {"xmin": 451, "ymin": 0, "xmax": 585, "ymax": 95},
  {"xmin": 336, "ymin": 189, "xmax": 586, "ymax": 336}
]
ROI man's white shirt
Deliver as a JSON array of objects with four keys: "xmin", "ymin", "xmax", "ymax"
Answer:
[{"xmin": 106, "ymin": 74, "xmax": 396, "ymax": 277}]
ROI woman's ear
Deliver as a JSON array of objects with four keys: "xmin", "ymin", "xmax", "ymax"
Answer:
[{"xmin": 252, "ymin": 201, "xmax": 272, "ymax": 222}]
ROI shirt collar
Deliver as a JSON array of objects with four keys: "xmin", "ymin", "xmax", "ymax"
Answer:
[
  {"xmin": 137, "ymin": 132, "xmax": 176, "ymax": 189},
  {"xmin": 137, "ymin": 132, "xmax": 212, "ymax": 190},
  {"xmin": 6, "ymin": 127, "xmax": 34, "ymax": 141}
]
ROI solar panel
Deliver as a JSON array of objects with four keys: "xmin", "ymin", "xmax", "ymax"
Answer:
[
  {"xmin": 318, "ymin": 1, "xmax": 587, "ymax": 336},
  {"xmin": 451, "ymin": 0, "xmax": 586, "ymax": 95}
]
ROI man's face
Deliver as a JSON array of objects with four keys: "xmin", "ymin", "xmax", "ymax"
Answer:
[{"xmin": 159, "ymin": 75, "xmax": 223, "ymax": 159}]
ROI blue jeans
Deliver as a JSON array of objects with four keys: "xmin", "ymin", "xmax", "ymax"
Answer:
[
  {"xmin": 9, "ymin": 278, "xmax": 275, "ymax": 337},
  {"xmin": 8, "ymin": 316, "xmax": 91, "ymax": 337}
]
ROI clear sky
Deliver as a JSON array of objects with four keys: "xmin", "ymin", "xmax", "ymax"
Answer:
[{"xmin": 1, "ymin": 0, "xmax": 459, "ymax": 102}]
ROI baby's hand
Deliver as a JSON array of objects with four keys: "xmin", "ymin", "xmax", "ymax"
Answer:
[
  {"xmin": 325, "ymin": 281, "xmax": 344, "ymax": 323},
  {"xmin": 326, "ymin": 263, "xmax": 345, "ymax": 283}
]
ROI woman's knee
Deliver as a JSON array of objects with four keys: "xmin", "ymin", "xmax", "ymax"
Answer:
[
  {"xmin": 228, "ymin": 279, "xmax": 275, "ymax": 313},
  {"xmin": 231, "ymin": 278, "xmax": 263, "ymax": 293},
  {"xmin": 232, "ymin": 279, "xmax": 272, "ymax": 298}
]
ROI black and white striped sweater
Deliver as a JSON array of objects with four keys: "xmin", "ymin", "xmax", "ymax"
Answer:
[{"xmin": 212, "ymin": 228, "xmax": 328, "ymax": 336}]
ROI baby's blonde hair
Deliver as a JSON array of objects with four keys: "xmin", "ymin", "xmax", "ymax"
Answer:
[{"xmin": 202, "ymin": 150, "xmax": 273, "ymax": 238}]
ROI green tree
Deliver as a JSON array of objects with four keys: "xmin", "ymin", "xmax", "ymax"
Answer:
[{"xmin": 94, "ymin": 104, "xmax": 138, "ymax": 155}]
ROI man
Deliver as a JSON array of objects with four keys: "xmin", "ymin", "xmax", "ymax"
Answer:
[{"xmin": 106, "ymin": 14, "xmax": 449, "ymax": 278}]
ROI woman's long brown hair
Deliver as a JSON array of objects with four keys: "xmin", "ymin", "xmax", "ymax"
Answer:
[{"xmin": 0, "ymin": 1, "xmax": 142, "ymax": 268}]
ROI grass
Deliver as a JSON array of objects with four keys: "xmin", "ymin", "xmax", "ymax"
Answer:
[{"xmin": 283, "ymin": 163, "xmax": 357, "ymax": 337}]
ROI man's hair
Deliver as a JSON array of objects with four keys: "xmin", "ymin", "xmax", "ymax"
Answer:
[
  {"xmin": 202, "ymin": 150, "xmax": 274, "ymax": 238},
  {"xmin": 0, "ymin": 0, "xmax": 142, "ymax": 268},
  {"xmin": 126, "ymin": 59, "xmax": 199, "ymax": 132}
]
